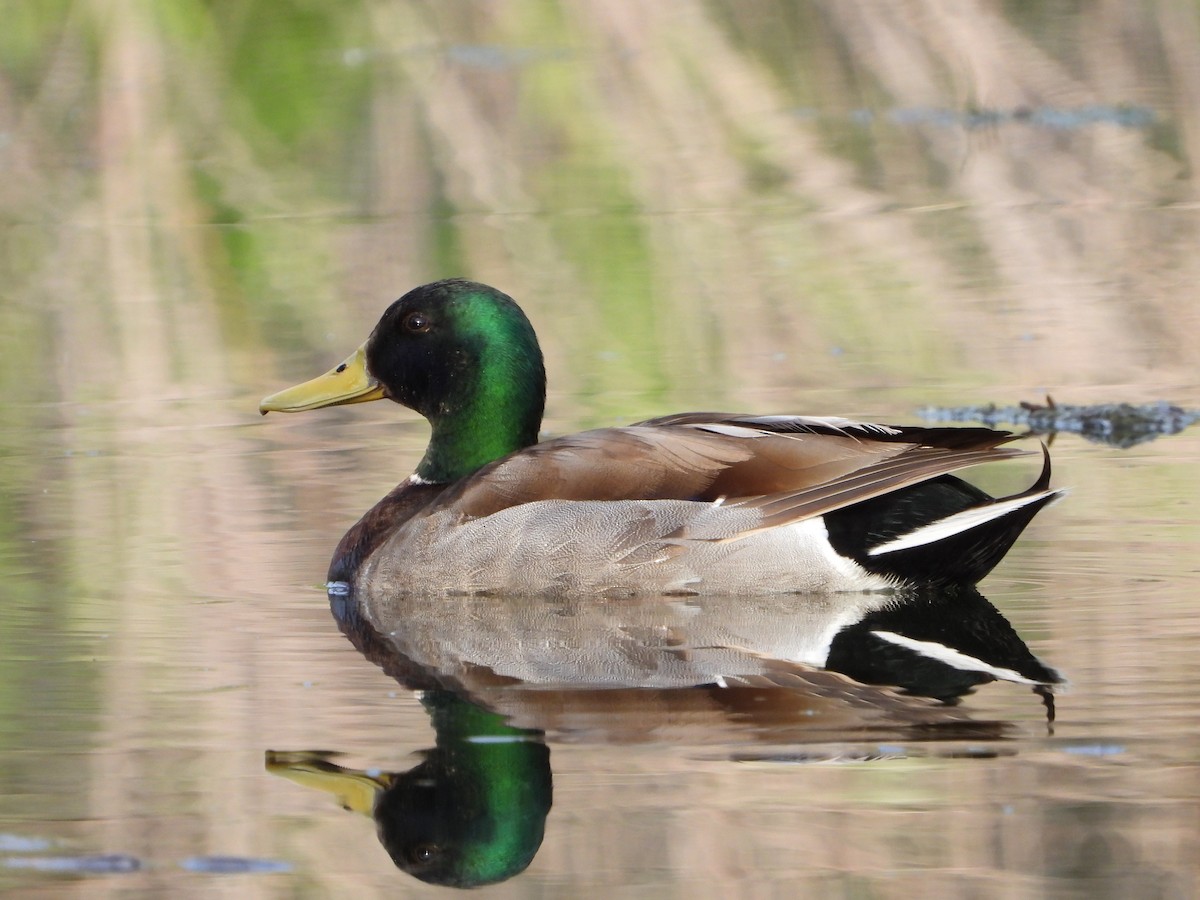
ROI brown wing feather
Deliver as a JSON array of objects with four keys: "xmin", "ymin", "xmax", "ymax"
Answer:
[
  {"xmin": 437, "ymin": 426, "xmax": 753, "ymax": 518},
  {"xmin": 637, "ymin": 411, "xmax": 1017, "ymax": 449},
  {"xmin": 711, "ymin": 444, "xmax": 1030, "ymax": 537},
  {"xmin": 426, "ymin": 416, "xmax": 1026, "ymax": 534}
]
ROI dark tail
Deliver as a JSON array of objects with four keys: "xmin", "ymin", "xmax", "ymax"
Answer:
[{"xmin": 828, "ymin": 445, "xmax": 1065, "ymax": 586}]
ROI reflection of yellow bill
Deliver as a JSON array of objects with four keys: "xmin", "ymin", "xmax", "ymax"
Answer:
[
  {"xmin": 265, "ymin": 749, "xmax": 392, "ymax": 816},
  {"xmin": 259, "ymin": 344, "xmax": 386, "ymax": 414}
]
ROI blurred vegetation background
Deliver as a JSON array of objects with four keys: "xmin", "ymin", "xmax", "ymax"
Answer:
[{"xmin": 5, "ymin": 0, "xmax": 1198, "ymax": 411}]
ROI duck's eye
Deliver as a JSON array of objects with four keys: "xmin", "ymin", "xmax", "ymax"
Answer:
[
  {"xmin": 408, "ymin": 842, "xmax": 439, "ymax": 864},
  {"xmin": 403, "ymin": 312, "xmax": 431, "ymax": 333}
]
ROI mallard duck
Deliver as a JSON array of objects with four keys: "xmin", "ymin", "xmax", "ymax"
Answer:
[{"xmin": 260, "ymin": 279, "xmax": 1063, "ymax": 596}]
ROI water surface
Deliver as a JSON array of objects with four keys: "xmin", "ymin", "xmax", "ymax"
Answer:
[{"xmin": 2, "ymin": 2, "xmax": 1200, "ymax": 897}]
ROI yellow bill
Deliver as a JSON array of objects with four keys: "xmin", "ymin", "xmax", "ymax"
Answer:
[{"xmin": 259, "ymin": 343, "xmax": 387, "ymax": 414}]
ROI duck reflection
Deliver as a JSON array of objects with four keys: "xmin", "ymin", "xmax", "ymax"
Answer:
[
  {"xmin": 267, "ymin": 585, "xmax": 1060, "ymax": 887},
  {"xmin": 330, "ymin": 585, "xmax": 1060, "ymax": 719},
  {"xmin": 268, "ymin": 691, "xmax": 551, "ymax": 888}
]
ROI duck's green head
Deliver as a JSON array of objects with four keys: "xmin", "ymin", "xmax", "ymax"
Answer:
[{"xmin": 260, "ymin": 280, "xmax": 546, "ymax": 483}]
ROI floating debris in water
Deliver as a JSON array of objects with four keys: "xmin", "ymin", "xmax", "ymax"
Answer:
[
  {"xmin": 0, "ymin": 834, "xmax": 53, "ymax": 853},
  {"xmin": 918, "ymin": 399, "xmax": 1200, "ymax": 448},
  {"xmin": 730, "ymin": 748, "xmax": 909, "ymax": 764},
  {"xmin": 941, "ymin": 746, "xmax": 1005, "ymax": 759},
  {"xmin": 0, "ymin": 852, "xmax": 292, "ymax": 876},
  {"xmin": 1, "ymin": 854, "xmax": 141, "ymax": 873},
  {"xmin": 179, "ymin": 856, "xmax": 293, "ymax": 874},
  {"xmin": 794, "ymin": 104, "xmax": 1156, "ymax": 131},
  {"xmin": 1062, "ymin": 743, "xmax": 1127, "ymax": 757},
  {"xmin": 445, "ymin": 44, "xmax": 569, "ymax": 69}
]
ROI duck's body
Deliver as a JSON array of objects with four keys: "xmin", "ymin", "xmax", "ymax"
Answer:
[{"xmin": 261, "ymin": 280, "xmax": 1062, "ymax": 597}]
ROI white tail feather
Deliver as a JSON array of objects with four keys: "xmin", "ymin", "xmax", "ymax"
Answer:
[{"xmin": 866, "ymin": 489, "xmax": 1066, "ymax": 557}]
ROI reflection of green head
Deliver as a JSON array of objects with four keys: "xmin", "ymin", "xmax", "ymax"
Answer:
[
  {"xmin": 375, "ymin": 692, "xmax": 552, "ymax": 888},
  {"xmin": 267, "ymin": 692, "xmax": 552, "ymax": 888}
]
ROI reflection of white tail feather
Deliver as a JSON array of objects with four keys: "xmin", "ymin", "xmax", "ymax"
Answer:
[
  {"xmin": 870, "ymin": 630, "xmax": 1047, "ymax": 686},
  {"xmin": 866, "ymin": 489, "xmax": 1067, "ymax": 557}
]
